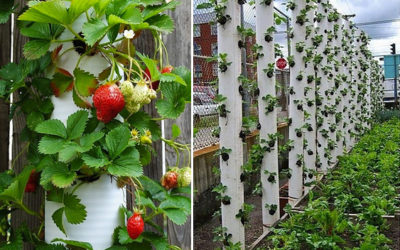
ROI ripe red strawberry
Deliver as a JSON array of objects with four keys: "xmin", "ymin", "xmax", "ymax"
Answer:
[
  {"xmin": 25, "ymin": 170, "xmax": 38, "ymax": 193},
  {"xmin": 145, "ymin": 65, "xmax": 174, "ymax": 90},
  {"xmin": 93, "ymin": 83, "xmax": 125, "ymax": 123},
  {"xmin": 161, "ymin": 171, "xmax": 178, "ymax": 190},
  {"xmin": 127, "ymin": 212, "xmax": 144, "ymax": 240}
]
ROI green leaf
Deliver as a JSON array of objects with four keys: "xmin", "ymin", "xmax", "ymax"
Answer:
[
  {"xmin": 72, "ymin": 88, "xmax": 92, "ymax": 109},
  {"xmin": 18, "ymin": 0, "xmax": 69, "ymax": 24},
  {"xmin": 159, "ymin": 195, "xmax": 190, "ymax": 215},
  {"xmin": 82, "ymin": 18, "xmax": 109, "ymax": 46},
  {"xmin": 32, "ymin": 77, "xmax": 53, "ymax": 96},
  {"xmin": 79, "ymin": 131, "xmax": 104, "ymax": 152},
  {"xmin": 148, "ymin": 14, "xmax": 174, "ymax": 33},
  {"xmin": 23, "ymin": 40, "xmax": 51, "ymax": 60},
  {"xmin": 137, "ymin": 52, "xmax": 160, "ymax": 81},
  {"xmin": 160, "ymin": 73, "xmax": 186, "ymax": 86},
  {"xmin": 38, "ymin": 98, "xmax": 54, "ymax": 114},
  {"xmin": 68, "ymin": 0, "xmax": 100, "ymax": 23},
  {"xmin": 35, "ymin": 119, "xmax": 67, "ymax": 138},
  {"xmin": 0, "ymin": 62, "xmax": 24, "ymax": 83},
  {"xmin": 141, "ymin": 232, "xmax": 169, "ymax": 250},
  {"xmin": 127, "ymin": 111, "xmax": 161, "ymax": 141},
  {"xmin": 82, "ymin": 147, "xmax": 109, "ymax": 168},
  {"xmin": 142, "ymin": 1, "xmax": 179, "ymax": 20},
  {"xmin": 58, "ymin": 141, "xmax": 80, "ymax": 163},
  {"xmin": 66, "ymin": 110, "xmax": 89, "ymax": 140},
  {"xmin": 118, "ymin": 227, "xmax": 134, "ymax": 245},
  {"xmin": 63, "ymin": 193, "xmax": 87, "ymax": 224},
  {"xmin": 52, "ymin": 208, "xmax": 67, "ymax": 236},
  {"xmin": 20, "ymin": 23, "xmax": 52, "ymax": 40},
  {"xmin": 108, "ymin": 147, "xmax": 142, "ymax": 177},
  {"xmin": 51, "ymin": 163, "xmax": 77, "ymax": 188},
  {"xmin": 122, "ymin": 7, "xmax": 143, "ymax": 24},
  {"xmin": 137, "ymin": 176, "xmax": 166, "ymax": 201},
  {"xmin": 52, "ymin": 238, "xmax": 92, "ymax": 250},
  {"xmin": 51, "ymin": 68, "xmax": 74, "ymax": 97},
  {"xmin": 93, "ymin": 0, "xmax": 112, "ymax": 16},
  {"xmin": 171, "ymin": 124, "xmax": 180, "ymax": 139},
  {"xmin": 155, "ymin": 82, "xmax": 186, "ymax": 119},
  {"xmin": 0, "ymin": 165, "xmax": 33, "ymax": 203},
  {"xmin": 38, "ymin": 136, "xmax": 65, "ymax": 154},
  {"xmin": 105, "ymin": 125, "xmax": 131, "ymax": 159},
  {"xmin": 74, "ymin": 68, "xmax": 98, "ymax": 97},
  {"xmin": 0, "ymin": 172, "xmax": 13, "ymax": 193},
  {"xmin": 46, "ymin": 188, "xmax": 64, "ymax": 203},
  {"xmin": 27, "ymin": 111, "xmax": 45, "ymax": 130},
  {"xmin": 162, "ymin": 208, "xmax": 187, "ymax": 225},
  {"xmin": 0, "ymin": 0, "xmax": 14, "ymax": 24},
  {"xmin": 172, "ymin": 66, "xmax": 191, "ymax": 101}
]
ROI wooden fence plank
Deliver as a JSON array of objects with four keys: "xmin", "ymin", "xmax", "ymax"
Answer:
[
  {"xmin": 164, "ymin": 1, "xmax": 192, "ymax": 248},
  {"xmin": 0, "ymin": 11, "xmax": 11, "ymax": 244},
  {"xmin": 11, "ymin": 1, "xmax": 44, "ymax": 249}
]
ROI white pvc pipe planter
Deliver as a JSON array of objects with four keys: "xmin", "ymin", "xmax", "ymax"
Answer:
[
  {"xmin": 256, "ymin": 0, "xmax": 280, "ymax": 228},
  {"xmin": 45, "ymin": 176, "xmax": 126, "ymax": 249},
  {"xmin": 303, "ymin": 2, "xmax": 316, "ymax": 193},
  {"xmin": 315, "ymin": 0, "xmax": 329, "ymax": 173},
  {"xmin": 218, "ymin": 1, "xmax": 245, "ymax": 247},
  {"xmin": 45, "ymin": 7, "xmax": 126, "ymax": 249},
  {"xmin": 288, "ymin": 0, "xmax": 306, "ymax": 203}
]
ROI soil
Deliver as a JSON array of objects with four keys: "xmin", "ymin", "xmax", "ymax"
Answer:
[{"xmin": 194, "ymin": 194, "xmax": 264, "ymax": 249}]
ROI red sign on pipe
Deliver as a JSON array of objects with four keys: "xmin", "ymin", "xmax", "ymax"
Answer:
[{"xmin": 276, "ymin": 58, "xmax": 287, "ymax": 70}]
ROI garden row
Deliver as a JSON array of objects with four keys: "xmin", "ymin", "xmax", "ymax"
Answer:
[{"xmin": 262, "ymin": 119, "xmax": 400, "ymax": 249}]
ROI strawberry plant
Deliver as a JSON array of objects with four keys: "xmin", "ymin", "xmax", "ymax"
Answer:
[{"xmin": 0, "ymin": 0, "xmax": 191, "ymax": 249}]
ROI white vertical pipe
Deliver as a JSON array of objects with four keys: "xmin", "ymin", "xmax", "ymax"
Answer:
[
  {"xmin": 315, "ymin": 0, "xmax": 329, "ymax": 173},
  {"xmin": 218, "ymin": 1, "xmax": 245, "ymax": 247},
  {"xmin": 342, "ymin": 20, "xmax": 352, "ymax": 152},
  {"xmin": 353, "ymin": 29, "xmax": 362, "ymax": 141},
  {"xmin": 333, "ymin": 15, "xmax": 343, "ymax": 159},
  {"xmin": 288, "ymin": 0, "xmax": 306, "ymax": 203},
  {"xmin": 303, "ymin": 2, "xmax": 316, "ymax": 193},
  {"xmin": 256, "ymin": 0, "xmax": 280, "ymax": 228},
  {"xmin": 325, "ymin": 11, "xmax": 335, "ymax": 168}
]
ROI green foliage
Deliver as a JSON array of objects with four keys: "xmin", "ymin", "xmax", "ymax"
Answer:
[
  {"xmin": 268, "ymin": 120, "xmax": 400, "ymax": 249},
  {"xmin": 0, "ymin": 1, "xmax": 190, "ymax": 249}
]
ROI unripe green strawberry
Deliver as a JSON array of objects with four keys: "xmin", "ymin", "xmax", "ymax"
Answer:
[
  {"xmin": 177, "ymin": 167, "xmax": 191, "ymax": 187},
  {"xmin": 132, "ymin": 80, "xmax": 151, "ymax": 104},
  {"xmin": 126, "ymin": 101, "xmax": 141, "ymax": 113},
  {"xmin": 120, "ymin": 80, "xmax": 134, "ymax": 98},
  {"xmin": 148, "ymin": 89, "xmax": 157, "ymax": 100}
]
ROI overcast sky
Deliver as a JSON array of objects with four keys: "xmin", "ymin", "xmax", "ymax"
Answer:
[{"xmin": 194, "ymin": 0, "xmax": 400, "ymax": 57}]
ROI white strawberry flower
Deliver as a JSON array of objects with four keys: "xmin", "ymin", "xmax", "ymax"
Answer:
[
  {"xmin": 165, "ymin": 0, "xmax": 173, "ymax": 3},
  {"xmin": 124, "ymin": 30, "xmax": 135, "ymax": 39}
]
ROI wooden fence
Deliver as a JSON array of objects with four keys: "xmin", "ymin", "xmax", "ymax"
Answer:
[{"xmin": 0, "ymin": 1, "xmax": 191, "ymax": 249}]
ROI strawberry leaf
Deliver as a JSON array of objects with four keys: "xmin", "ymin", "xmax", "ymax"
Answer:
[
  {"xmin": 66, "ymin": 110, "xmax": 89, "ymax": 140},
  {"xmin": 156, "ymin": 81, "xmax": 186, "ymax": 119},
  {"xmin": 137, "ymin": 52, "xmax": 160, "ymax": 81},
  {"xmin": 68, "ymin": 0, "xmax": 101, "ymax": 23},
  {"xmin": 38, "ymin": 136, "xmax": 65, "ymax": 155},
  {"xmin": 72, "ymin": 88, "xmax": 92, "ymax": 109},
  {"xmin": 35, "ymin": 119, "xmax": 67, "ymax": 138},
  {"xmin": 52, "ymin": 208, "xmax": 67, "ymax": 236},
  {"xmin": 82, "ymin": 147, "xmax": 109, "ymax": 168},
  {"xmin": 52, "ymin": 238, "xmax": 92, "ymax": 250},
  {"xmin": 105, "ymin": 125, "xmax": 131, "ymax": 159},
  {"xmin": 51, "ymin": 163, "xmax": 77, "ymax": 188},
  {"xmin": 148, "ymin": 14, "xmax": 174, "ymax": 33},
  {"xmin": 108, "ymin": 147, "xmax": 142, "ymax": 177},
  {"xmin": 18, "ymin": 0, "xmax": 69, "ymax": 24},
  {"xmin": 74, "ymin": 68, "xmax": 98, "ymax": 97},
  {"xmin": 51, "ymin": 68, "xmax": 74, "ymax": 97},
  {"xmin": 63, "ymin": 193, "xmax": 87, "ymax": 224},
  {"xmin": 82, "ymin": 18, "xmax": 109, "ymax": 46}
]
